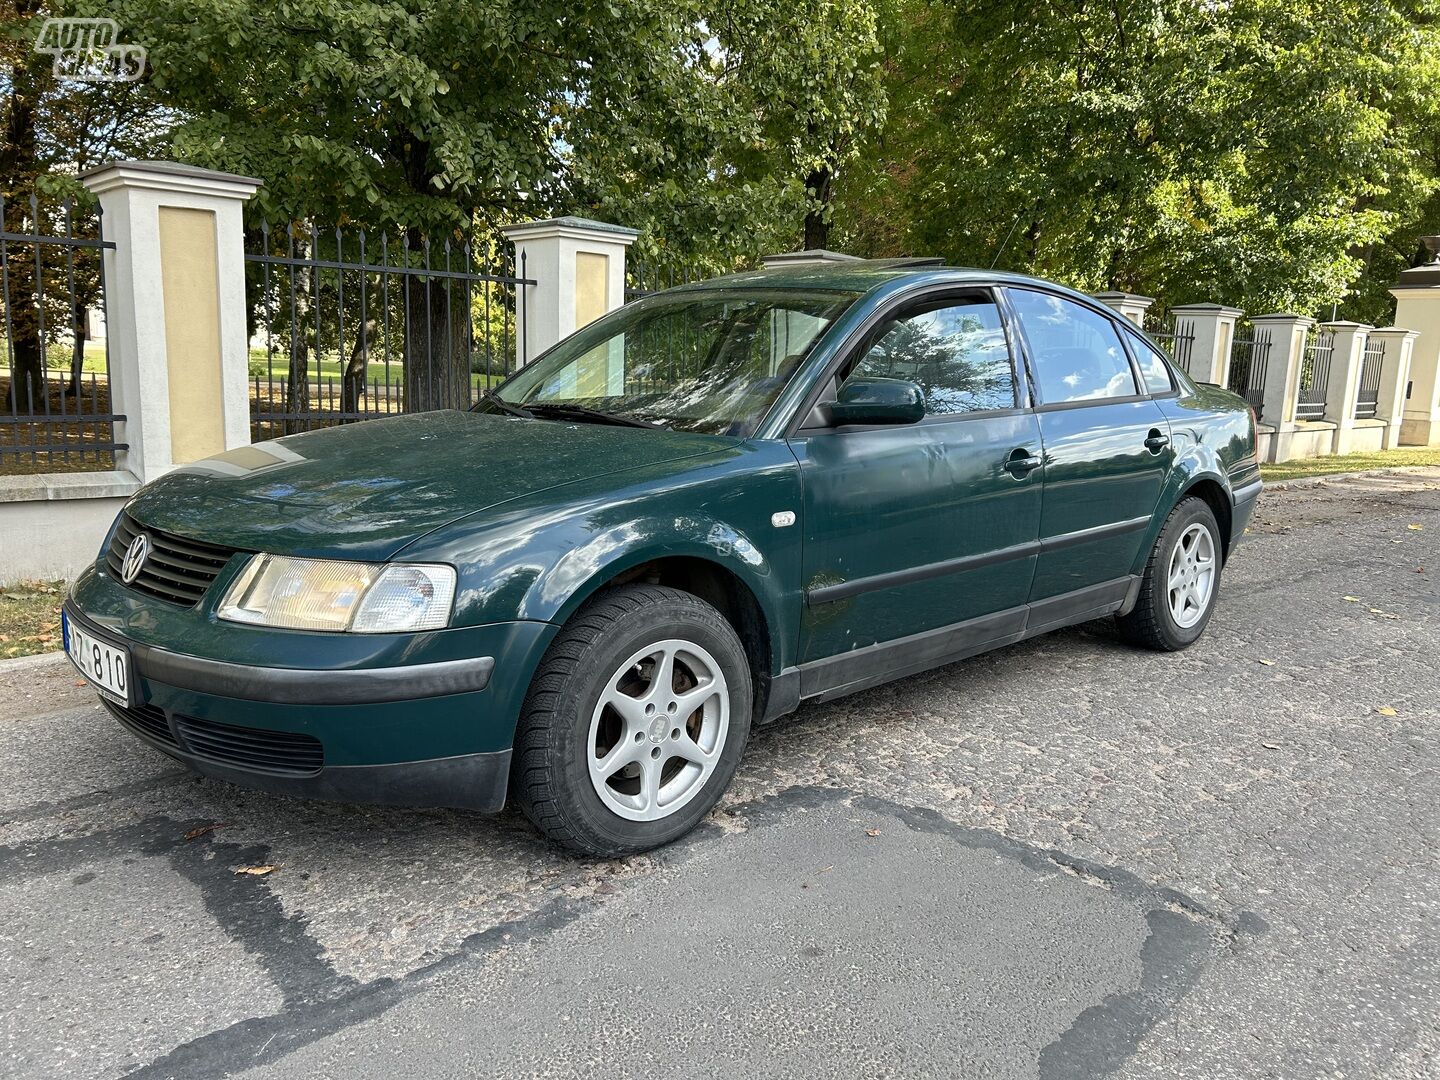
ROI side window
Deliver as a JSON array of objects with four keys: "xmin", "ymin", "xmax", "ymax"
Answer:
[
  {"xmin": 1126, "ymin": 329, "xmax": 1175, "ymax": 394},
  {"xmin": 843, "ymin": 298, "xmax": 1017, "ymax": 416},
  {"xmin": 1009, "ymin": 290, "xmax": 1138, "ymax": 404}
]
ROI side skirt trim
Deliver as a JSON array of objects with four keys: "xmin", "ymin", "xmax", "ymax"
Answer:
[{"xmin": 780, "ymin": 576, "xmax": 1140, "ymax": 713}]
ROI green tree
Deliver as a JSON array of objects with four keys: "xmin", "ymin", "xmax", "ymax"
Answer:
[
  {"xmin": 95, "ymin": 0, "xmax": 886, "ymax": 406},
  {"xmin": 835, "ymin": 0, "xmax": 1440, "ymax": 322},
  {"xmin": 1, "ymin": 0, "xmax": 166, "ymax": 411}
]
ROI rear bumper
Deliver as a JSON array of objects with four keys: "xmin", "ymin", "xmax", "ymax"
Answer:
[{"xmin": 1230, "ymin": 475, "xmax": 1262, "ymax": 552}]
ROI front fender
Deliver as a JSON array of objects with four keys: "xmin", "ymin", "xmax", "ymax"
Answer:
[{"xmin": 400, "ymin": 440, "xmax": 804, "ymax": 675}]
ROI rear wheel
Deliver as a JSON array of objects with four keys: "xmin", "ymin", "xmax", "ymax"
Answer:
[
  {"xmin": 1117, "ymin": 497, "xmax": 1222, "ymax": 651},
  {"xmin": 512, "ymin": 584, "xmax": 752, "ymax": 856}
]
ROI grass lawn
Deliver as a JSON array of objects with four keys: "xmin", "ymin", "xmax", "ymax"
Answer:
[
  {"xmin": 0, "ymin": 581, "xmax": 64, "ymax": 659},
  {"xmin": 1261, "ymin": 446, "xmax": 1440, "ymax": 482}
]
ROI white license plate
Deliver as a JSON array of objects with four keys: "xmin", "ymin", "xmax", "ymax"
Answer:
[{"xmin": 63, "ymin": 611, "xmax": 131, "ymax": 706}]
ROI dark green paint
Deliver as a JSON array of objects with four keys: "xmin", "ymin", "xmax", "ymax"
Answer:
[{"xmin": 71, "ymin": 263, "xmax": 1258, "ymax": 784}]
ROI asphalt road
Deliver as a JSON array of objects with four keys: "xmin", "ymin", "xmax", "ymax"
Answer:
[{"xmin": 1, "ymin": 470, "xmax": 1436, "ymax": 1080}]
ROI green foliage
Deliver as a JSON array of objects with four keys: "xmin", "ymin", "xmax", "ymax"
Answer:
[
  {"xmin": 835, "ymin": 0, "xmax": 1440, "ymax": 322},
  {"xmin": 90, "ymin": 0, "xmax": 886, "ymax": 266}
]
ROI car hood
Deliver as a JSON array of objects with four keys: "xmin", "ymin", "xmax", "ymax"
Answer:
[{"xmin": 124, "ymin": 411, "xmax": 732, "ymax": 561}]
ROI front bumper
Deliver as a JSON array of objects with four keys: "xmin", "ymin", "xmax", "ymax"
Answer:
[{"xmin": 66, "ymin": 566, "xmax": 559, "ymax": 812}]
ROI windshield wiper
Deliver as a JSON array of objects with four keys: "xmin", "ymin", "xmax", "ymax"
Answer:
[
  {"xmin": 476, "ymin": 391, "xmax": 533, "ymax": 419},
  {"xmin": 524, "ymin": 403, "xmax": 668, "ymax": 429}
]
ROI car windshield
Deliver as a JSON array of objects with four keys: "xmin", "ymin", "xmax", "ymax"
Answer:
[{"xmin": 482, "ymin": 288, "xmax": 859, "ymax": 436}]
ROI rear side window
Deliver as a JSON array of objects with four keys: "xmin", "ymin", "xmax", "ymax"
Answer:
[
  {"xmin": 1009, "ymin": 290, "xmax": 1138, "ymax": 404},
  {"xmin": 845, "ymin": 297, "xmax": 1017, "ymax": 416},
  {"xmin": 1125, "ymin": 329, "xmax": 1175, "ymax": 394}
]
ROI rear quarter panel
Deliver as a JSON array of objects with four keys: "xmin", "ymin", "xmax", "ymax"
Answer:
[{"xmin": 1136, "ymin": 383, "xmax": 1257, "ymax": 570}]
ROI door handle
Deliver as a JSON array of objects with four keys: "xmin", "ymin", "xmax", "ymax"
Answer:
[
  {"xmin": 1144, "ymin": 429, "xmax": 1170, "ymax": 454},
  {"xmin": 1004, "ymin": 448, "xmax": 1043, "ymax": 477}
]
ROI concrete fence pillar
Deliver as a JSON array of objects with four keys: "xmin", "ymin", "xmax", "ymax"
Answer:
[
  {"xmin": 1367, "ymin": 327, "xmax": 1419, "ymax": 451},
  {"xmin": 1319, "ymin": 321, "xmax": 1373, "ymax": 455},
  {"xmin": 500, "ymin": 217, "xmax": 638, "ymax": 364},
  {"xmin": 1168, "ymin": 303, "xmax": 1242, "ymax": 386},
  {"xmin": 79, "ymin": 160, "xmax": 260, "ymax": 482},
  {"xmin": 1249, "ymin": 313, "xmax": 1314, "ymax": 462},
  {"xmin": 1091, "ymin": 292, "xmax": 1155, "ymax": 326},
  {"xmin": 1388, "ymin": 241, "xmax": 1440, "ymax": 446}
]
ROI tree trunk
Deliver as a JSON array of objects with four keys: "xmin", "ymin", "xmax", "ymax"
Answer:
[
  {"xmin": 402, "ymin": 265, "xmax": 472, "ymax": 413},
  {"xmin": 283, "ymin": 337, "xmax": 310, "ymax": 435},
  {"xmin": 340, "ymin": 321, "xmax": 373, "ymax": 414},
  {"xmin": 2, "ymin": 14, "xmax": 47, "ymax": 415},
  {"xmin": 67, "ymin": 303, "xmax": 88, "ymax": 398},
  {"xmin": 802, "ymin": 166, "xmax": 834, "ymax": 251}
]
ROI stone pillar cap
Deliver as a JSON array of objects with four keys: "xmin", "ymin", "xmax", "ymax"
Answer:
[
  {"xmin": 499, "ymin": 217, "xmax": 639, "ymax": 243},
  {"xmin": 1091, "ymin": 290, "xmax": 1154, "ymax": 303},
  {"xmin": 79, "ymin": 159, "xmax": 262, "ymax": 198},
  {"xmin": 761, "ymin": 249, "xmax": 865, "ymax": 267},
  {"xmin": 1167, "ymin": 303, "xmax": 1244, "ymax": 317}
]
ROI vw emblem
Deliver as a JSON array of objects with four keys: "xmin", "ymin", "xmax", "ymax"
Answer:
[{"xmin": 121, "ymin": 533, "xmax": 151, "ymax": 584}]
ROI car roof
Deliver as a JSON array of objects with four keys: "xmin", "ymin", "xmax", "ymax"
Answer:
[{"xmin": 662, "ymin": 260, "xmax": 1110, "ymax": 312}]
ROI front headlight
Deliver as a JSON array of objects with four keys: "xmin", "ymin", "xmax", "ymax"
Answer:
[{"xmin": 217, "ymin": 555, "xmax": 456, "ymax": 633}]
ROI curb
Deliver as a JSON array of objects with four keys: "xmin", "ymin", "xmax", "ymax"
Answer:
[
  {"xmin": 1263, "ymin": 465, "xmax": 1440, "ymax": 491},
  {"xmin": 0, "ymin": 650, "xmax": 67, "ymax": 676}
]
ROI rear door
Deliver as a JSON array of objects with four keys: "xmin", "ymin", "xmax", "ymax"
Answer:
[
  {"xmin": 1003, "ymin": 287, "xmax": 1175, "ymax": 616},
  {"xmin": 789, "ymin": 289, "xmax": 1043, "ymax": 683}
]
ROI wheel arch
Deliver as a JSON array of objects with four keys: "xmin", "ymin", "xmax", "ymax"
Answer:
[
  {"xmin": 1178, "ymin": 476, "xmax": 1234, "ymax": 563},
  {"xmin": 551, "ymin": 551, "xmax": 781, "ymax": 722}
]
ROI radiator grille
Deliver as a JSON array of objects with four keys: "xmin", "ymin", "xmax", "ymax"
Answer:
[
  {"xmin": 174, "ymin": 714, "xmax": 324, "ymax": 777},
  {"xmin": 102, "ymin": 698, "xmax": 180, "ymax": 751},
  {"xmin": 105, "ymin": 513, "xmax": 241, "ymax": 607}
]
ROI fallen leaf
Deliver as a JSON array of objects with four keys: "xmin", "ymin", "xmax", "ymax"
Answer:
[
  {"xmin": 1342, "ymin": 596, "xmax": 1362, "ymax": 603},
  {"xmin": 1407, "ymin": 523, "xmax": 1423, "ymax": 531},
  {"xmin": 233, "ymin": 865, "xmax": 277, "ymax": 876},
  {"xmin": 183, "ymin": 822, "xmax": 230, "ymax": 841},
  {"xmin": 864, "ymin": 828, "xmax": 882, "ymax": 837},
  {"xmin": 1261, "ymin": 741, "xmax": 1281, "ymax": 750},
  {"xmin": 1377, "ymin": 706, "xmax": 1398, "ymax": 717},
  {"xmin": 1257, "ymin": 659, "xmax": 1276, "ymax": 666},
  {"xmin": 1368, "ymin": 608, "xmax": 1385, "ymax": 614}
]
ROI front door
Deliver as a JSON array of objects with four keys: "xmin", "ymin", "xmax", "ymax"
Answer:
[
  {"xmin": 1004, "ymin": 287, "xmax": 1175, "ymax": 614},
  {"xmin": 789, "ymin": 291, "xmax": 1043, "ymax": 692}
]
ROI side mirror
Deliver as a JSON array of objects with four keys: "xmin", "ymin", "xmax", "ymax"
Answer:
[{"xmin": 828, "ymin": 377, "xmax": 926, "ymax": 426}]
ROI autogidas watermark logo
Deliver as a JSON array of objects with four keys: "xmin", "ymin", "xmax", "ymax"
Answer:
[{"xmin": 34, "ymin": 18, "xmax": 146, "ymax": 83}]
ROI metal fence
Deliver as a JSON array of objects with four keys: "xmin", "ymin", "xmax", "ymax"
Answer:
[
  {"xmin": 1227, "ymin": 322, "xmax": 1271, "ymax": 421},
  {"xmin": 245, "ymin": 224, "xmax": 533, "ymax": 440},
  {"xmin": 1144, "ymin": 309, "xmax": 1196, "ymax": 373},
  {"xmin": 1294, "ymin": 329, "xmax": 1334, "ymax": 421},
  {"xmin": 1355, "ymin": 336, "xmax": 1385, "ymax": 419},
  {"xmin": 0, "ymin": 195, "xmax": 122, "ymax": 474},
  {"xmin": 624, "ymin": 260, "xmax": 707, "ymax": 302}
]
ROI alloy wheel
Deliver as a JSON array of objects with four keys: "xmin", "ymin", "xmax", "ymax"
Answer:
[
  {"xmin": 1167, "ymin": 522, "xmax": 1216, "ymax": 629},
  {"xmin": 586, "ymin": 638, "xmax": 730, "ymax": 822}
]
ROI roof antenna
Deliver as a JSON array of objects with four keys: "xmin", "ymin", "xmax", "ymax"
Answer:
[{"xmin": 990, "ymin": 210, "xmax": 1026, "ymax": 269}]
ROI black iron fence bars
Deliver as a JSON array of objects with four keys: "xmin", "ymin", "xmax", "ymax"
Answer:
[
  {"xmin": 1144, "ymin": 309, "xmax": 1196, "ymax": 373},
  {"xmin": 0, "ymin": 194, "xmax": 124, "ymax": 472},
  {"xmin": 244, "ymin": 223, "xmax": 534, "ymax": 441},
  {"xmin": 1294, "ymin": 329, "xmax": 1334, "ymax": 421},
  {"xmin": 1355, "ymin": 336, "xmax": 1385, "ymax": 419},
  {"xmin": 1227, "ymin": 321, "xmax": 1271, "ymax": 421}
]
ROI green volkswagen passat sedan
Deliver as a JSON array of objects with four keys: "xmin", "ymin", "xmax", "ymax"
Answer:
[{"xmin": 64, "ymin": 262, "xmax": 1261, "ymax": 855}]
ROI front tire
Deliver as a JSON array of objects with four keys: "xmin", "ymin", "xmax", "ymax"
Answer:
[
  {"xmin": 1117, "ymin": 497, "xmax": 1223, "ymax": 651},
  {"xmin": 512, "ymin": 584, "xmax": 753, "ymax": 856}
]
